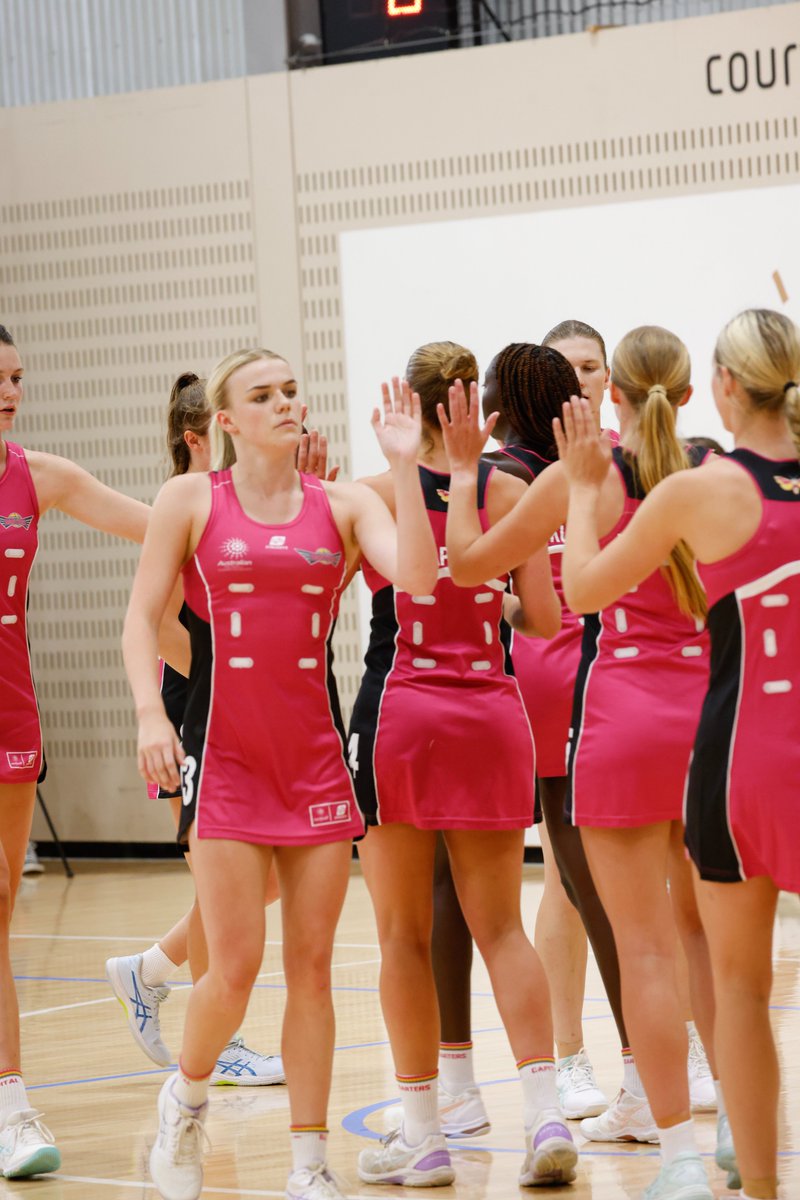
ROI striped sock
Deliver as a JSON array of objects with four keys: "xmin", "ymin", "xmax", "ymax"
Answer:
[
  {"xmin": 0, "ymin": 1071, "xmax": 28, "ymax": 1124},
  {"xmin": 290, "ymin": 1125, "xmax": 328, "ymax": 1172},
  {"xmin": 438, "ymin": 1041, "xmax": 475, "ymax": 1094},
  {"xmin": 517, "ymin": 1056, "xmax": 558, "ymax": 1127},
  {"xmin": 396, "ymin": 1071, "xmax": 440, "ymax": 1146},
  {"xmin": 173, "ymin": 1062, "xmax": 211, "ymax": 1108}
]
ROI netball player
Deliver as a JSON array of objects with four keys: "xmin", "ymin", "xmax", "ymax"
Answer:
[
  {"xmin": 0, "ymin": 324, "xmax": 150, "ymax": 1178},
  {"xmin": 123, "ymin": 349, "xmax": 438, "ymax": 1200},
  {"xmin": 106, "ymin": 372, "xmax": 284, "ymax": 1084},
  {"xmin": 440, "ymin": 326, "xmax": 720, "ymax": 1199},
  {"xmin": 350, "ymin": 341, "xmax": 579, "ymax": 1190},
  {"xmin": 555, "ymin": 308, "xmax": 800, "ymax": 1200}
]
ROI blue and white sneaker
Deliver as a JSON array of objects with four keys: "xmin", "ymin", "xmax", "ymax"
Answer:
[
  {"xmin": 715, "ymin": 1112, "xmax": 741, "ymax": 1190},
  {"xmin": 0, "ymin": 1109, "xmax": 61, "ymax": 1178},
  {"xmin": 519, "ymin": 1110, "xmax": 578, "ymax": 1187},
  {"xmin": 105, "ymin": 953, "xmax": 172, "ymax": 1067},
  {"xmin": 210, "ymin": 1037, "xmax": 285, "ymax": 1086},
  {"xmin": 643, "ymin": 1152, "xmax": 713, "ymax": 1199}
]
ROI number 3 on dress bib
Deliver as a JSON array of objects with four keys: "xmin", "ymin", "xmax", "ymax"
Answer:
[{"xmin": 181, "ymin": 755, "xmax": 198, "ymax": 806}]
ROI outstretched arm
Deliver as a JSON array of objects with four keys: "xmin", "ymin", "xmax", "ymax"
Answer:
[
  {"xmin": 439, "ymin": 380, "xmax": 567, "ymax": 586},
  {"xmin": 554, "ymin": 397, "xmax": 689, "ymax": 612},
  {"xmin": 351, "ymin": 379, "xmax": 437, "ymax": 595},
  {"xmin": 28, "ymin": 451, "xmax": 150, "ymax": 542}
]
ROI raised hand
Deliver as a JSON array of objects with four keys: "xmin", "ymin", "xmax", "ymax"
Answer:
[
  {"xmin": 371, "ymin": 377, "xmax": 423, "ymax": 467},
  {"xmin": 437, "ymin": 379, "xmax": 498, "ymax": 472},
  {"xmin": 553, "ymin": 396, "xmax": 612, "ymax": 488},
  {"xmin": 297, "ymin": 428, "xmax": 340, "ymax": 481}
]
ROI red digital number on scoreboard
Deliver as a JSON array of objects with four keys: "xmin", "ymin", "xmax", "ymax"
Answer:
[{"xmin": 387, "ymin": 0, "xmax": 424, "ymax": 14}]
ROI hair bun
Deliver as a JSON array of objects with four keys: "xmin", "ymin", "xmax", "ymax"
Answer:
[{"xmin": 441, "ymin": 351, "xmax": 478, "ymax": 384}]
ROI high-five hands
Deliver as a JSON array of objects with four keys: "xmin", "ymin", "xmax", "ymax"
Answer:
[
  {"xmin": 372, "ymin": 377, "xmax": 423, "ymax": 467},
  {"xmin": 553, "ymin": 396, "xmax": 612, "ymax": 488},
  {"xmin": 437, "ymin": 379, "xmax": 498, "ymax": 471}
]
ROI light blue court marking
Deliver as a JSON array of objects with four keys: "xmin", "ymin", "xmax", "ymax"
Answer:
[{"xmin": 29, "ymin": 1066, "xmax": 172, "ymax": 1090}]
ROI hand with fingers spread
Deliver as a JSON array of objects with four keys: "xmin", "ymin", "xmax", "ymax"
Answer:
[
  {"xmin": 372, "ymin": 376, "xmax": 423, "ymax": 467},
  {"xmin": 437, "ymin": 379, "xmax": 498, "ymax": 474},
  {"xmin": 553, "ymin": 396, "xmax": 612, "ymax": 489},
  {"xmin": 297, "ymin": 428, "xmax": 340, "ymax": 481},
  {"xmin": 137, "ymin": 707, "xmax": 185, "ymax": 793}
]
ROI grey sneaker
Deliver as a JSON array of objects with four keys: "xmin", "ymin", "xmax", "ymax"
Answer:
[
  {"xmin": 105, "ymin": 953, "xmax": 172, "ymax": 1067},
  {"xmin": 210, "ymin": 1037, "xmax": 285, "ymax": 1086},
  {"xmin": 642, "ymin": 1151, "xmax": 712, "ymax": 1199},
  {"xmin": 22, "ymin": 842, "xmax": 43, "ymax": 876}
]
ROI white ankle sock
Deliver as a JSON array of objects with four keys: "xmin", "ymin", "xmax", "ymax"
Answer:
[
  {"xmin": 397, "ymin": 1073, "xmax": 440, "ymax": 1146},
  {"xmin": 290, "ymin": 1127, "xmax": 327, "ymax": 1171},
  {"xmin": 172, "ymin": 1064, "xmax": 210, "ymax": 1109},
  {"xmin": 438, "ymin": 1042, "xmax": 475, "ymax": 1094},
  {"xmin": 0, "ymin": 1072, "xmax": 29, "ymax": 1123},
  {"xmin": 658, "ymin": 1117, "xmax": 697, "ymax": 1166},
  {"xmin": 518, "ymin": 1057, "xmax": 558, "ymax": 1127},
  {"xmin": 140, "ymin": 944, "xmax": 179, "ymax": 987},
  {"xmin": 621, "ymin": 1048, "xmax": 646, "ymax": 1098}
]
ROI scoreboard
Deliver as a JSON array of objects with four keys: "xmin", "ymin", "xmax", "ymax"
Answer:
[{"xmin": 318, "ymin": 0, "xmax": 461, "ymax": 64}]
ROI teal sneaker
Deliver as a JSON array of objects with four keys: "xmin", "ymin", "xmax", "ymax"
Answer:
[
  {"xmin": 0, "ymin": 1110, "xmax": 61, "ymax": 1178},
  {"xmin": 715, "ymin": 1112, "xmax": 742, "ymax": 1190},
  {"xmin": 643, "ymin": 1152, "xmax": 713, "ymax": 1200}
]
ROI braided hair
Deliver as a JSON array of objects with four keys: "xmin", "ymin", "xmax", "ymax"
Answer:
[{"xmin": 494, "ymin": 342, "xmax": 580, "ymax": 459}]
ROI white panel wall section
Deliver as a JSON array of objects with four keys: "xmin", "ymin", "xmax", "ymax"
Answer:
[
  {"xmin": 1, "ymin": 2, "xmax": 798, "ymax": 840},
  {"xmin": 0, "ymin": 0, "xmax": 248, "ymax": 106}
]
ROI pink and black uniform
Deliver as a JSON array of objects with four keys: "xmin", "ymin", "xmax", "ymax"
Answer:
[
  {"xmin": 177, "ymin": 469, "xmax": 363, "ymax": 846},
  {"xmin": 498, "ymin": 442, "xmax": 591, "ymax": 779},
  {"xmin": 348, "ymin": 461, "xmax": 535, "ymax": 830},
  {"xmin": 567, "ymin": 445, "xmax": 710, "ymax": 827},
  {"xmin": 685, "ymin": 449, "xmax": 800, "ymax": 890},
  {"xmin": 0, "ymin": 441, "xmax": 44, "ymax": 785}
]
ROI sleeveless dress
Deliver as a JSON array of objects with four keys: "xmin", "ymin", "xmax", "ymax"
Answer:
[
  {"xmin": 177, "ymin": 469, "xmax": 363, "ymax": 847},
  {"xmin": 0, "ymin": 441, "xmax": 43, "ymax": 784},
  {"xmin": 567, "ymin": 446, "xmax": 710, "ymax": 827},
  {"xmin": 685, "ymin": 449, "xmax": 800, "ymax": 891},
  {"xmin": 348, "ymin": 462, "xmax": 536, "ymax": 830}
]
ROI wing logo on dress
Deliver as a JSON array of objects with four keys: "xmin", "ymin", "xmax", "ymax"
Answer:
[
  {"xmin": 774, "ymin": 475, "xmax": 800, "ymax": 495},
  {"xmin": 295, "ymin": 547, "xmax": 342, "ymax": 567},
  {"xmin": 436, "ymin": 489, "xmax": 450, "ymax": 503},
  {"xmin": 0, "ymin": 512, "xmax": 33, "ymax": 530}
]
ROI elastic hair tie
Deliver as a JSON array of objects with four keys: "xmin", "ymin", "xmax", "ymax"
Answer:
[{"xmin": 784, "ymin": 381, "xmax": 798, "ymax": 393}]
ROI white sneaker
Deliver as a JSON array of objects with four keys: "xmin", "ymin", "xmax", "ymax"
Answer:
[
  {"xmin": 642, "ymin": 1151, "xmax": 713, "ymax": 1199},
  {"xmin": 715, "ymin": 1112, "xmax": 741, "ymax": 1190},
  {"xmin": 106, "ymin": 953, "xmax": 172, "ymax": 1067},
  {"xmin": 687, "ymin": 1028, "xmax": 716, "ymax": 1112},
  {"xmin": 519, "ymin": 1109, "xmax": 578, "ymax": 1187},
  {"xmin": 580, "ymin": 1088, "xmax": 659, "ymax": 1143},
  {"xmin": 210, "ymin": 1037, "xmax": 285, "ymax": 1086},
  {"xmin": 286, "ymin": 1163, "xmax": 347, "ymax": 1199},
  {"xmin": 0, "ymin": 1109, "xmax": 60, "ymax": 1178},
  {"xmin": 438, "ymin": 1084, "xmax": 491, "ymax": 1138},
  {"xmin": 384, "ymin": 1084, "xmax": 491, "ymax": 1140},
  {"xmin": 22, "ymin": 842, "xmax": 44, "ymax": 876},
  {"xmin": 149, "ymin": 1076, "xmax": 208, "ymax": 1200},
  {"xmin": 358, "ymin": 1128, "xmax": 454, "ymax": 1186},
  {"xmin": 557, "ymin": 1048, "xmax": 608, "ymax": 1119}
]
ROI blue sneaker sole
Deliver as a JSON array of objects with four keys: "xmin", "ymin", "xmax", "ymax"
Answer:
[{"xmin": 4, "ymin": 1145, "xmax": 61, "ymax": 1178}]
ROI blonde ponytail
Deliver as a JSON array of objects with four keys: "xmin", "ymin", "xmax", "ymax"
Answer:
[{"xmin": 612, "ymin": 327, "xmax": 706, "ymax": 621}]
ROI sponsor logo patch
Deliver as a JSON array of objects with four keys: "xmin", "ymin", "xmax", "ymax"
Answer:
[
  {"xmin": 309, "ymin": 800, "xmax": 353, "ymax": 827},
  {"xmin": 295, "ymin": 547, "xmax": 343, "ymax": 567},
  {"xmin": 774, "ymin": 475, "xmax": 800, "ymax": 495},
  {"xmin": 0, "ymin": 512, "xmax": 33, "ymax": 531},
  {"xmin": 217, "ymin": 536, "xmax": 253, "ymax": 570},
  {"xmin": 436, "ymin": 488, "xmax": 450, "ymax": 503},
  {"xmin": 6, "ymin": 751, "xmax": 37, "ymax": 771},
  {"xmin": 268, "ymin": 535, "xmax": 287, "ymax": 548}
]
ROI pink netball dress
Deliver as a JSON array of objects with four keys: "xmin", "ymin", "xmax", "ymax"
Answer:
[
  {"xmin": 685, "ymin": 449, "xmax": 800, "ymax": 891},
  {"xmin": 498, "ymin": 431, "xmax": 620, "ymax": 779},
  {"xmin": 177, "ymin": 470, "xmax": 363, "ymax": 846},
  {"xmin": 0, "ymin": 442, "xmax": 43, "ymax": 785},
  {"xmin": 567, "ymin": 446, "xmax": 709, "ymax": 828},
  {"xmin": 348, "ymin": 462, "xmax": 536, "ymax": 830}
]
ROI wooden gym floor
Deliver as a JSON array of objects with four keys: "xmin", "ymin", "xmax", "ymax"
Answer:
[{"xmin": 9, "ymin": 860, "xmax": 800, "ymax": 1199}]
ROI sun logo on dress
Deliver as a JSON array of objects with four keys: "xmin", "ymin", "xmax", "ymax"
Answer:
[
  {"xmin": 221, "ymin": 536, "xmax": 250, "ymax": 560},
  {"xmin": 774, "ymin": 475, "xmax": 800, "ymax": 495}
]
